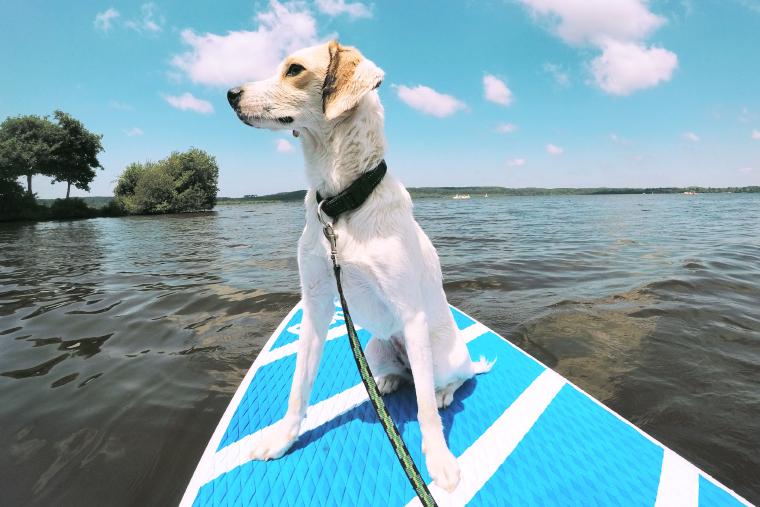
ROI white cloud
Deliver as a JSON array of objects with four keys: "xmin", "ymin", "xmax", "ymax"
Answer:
[
  {"xmin": 171, "ymin": 1, "xmax": 319, "ymax": 87},
  {"xmin": 94, "ymin": 8, "xmax": 120, "ymax": 32},
  {"xmin": 591, "ymin": 40, "xmax": 677, "ymax": 96},
  {"xmin": 752, "ymin": 129, "xmax": 760, "ymax": 140},
  {"xmin": 276, "ymin": 138, "xmax": 294, "ymax": 153},
  {"xmin": 739, "ymin": 167, "xmax": 754, "ymax": 174},
  {"xmin": 518, "ymin": 0, "xmax": 677, "ymax": 95},
  {"xmin": 507, "ymin": 158, "xmax": 526, "ymax": 167},
  {"xmin": 394, "ymin": 85, "xmax": 467, "ymax": 118},
  {"xmin": 164, "ymin": 93, "xmax": 214, "ymax": 114},
  {"xmin": 682, "ymin": 131, "xmax": 700, "ymax": 142},
  {"xmin": 496, "ymin": 123, "xmax": 518, "ymax": 134},
  {"xmin": 315, "ymin": 0, "xmax": 372, "ymax": 19},
  {"xmin": 123, "ymin": 127, "xmax": 144, "ymax": 136},
  {"xmin": 126, "ymin": 3, "xmax": 164, "ymax": 34},
  {"xmin": 546, "ymin": 143, "xmax": 564, "ymax": 155},
  {"xmin": 483, "ymin": 75, "xmax": 513, "ymax": 106},
  {"xmin": 518, "ymin": 0, "xmax": 666, "ymax": 45},
  {"xmin": 543, "ymin": 62, "xmax": 570, "ymax": 87}
]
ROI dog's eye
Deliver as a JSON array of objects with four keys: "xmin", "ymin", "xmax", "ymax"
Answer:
[{"xmin": 286, "ymin": 63, "xmax": 305, "ymax": 77}]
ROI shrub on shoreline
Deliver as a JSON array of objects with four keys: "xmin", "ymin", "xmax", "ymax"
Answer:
[{"xmin": 115, "ymin": 148, "xmax": 218, "ymax": 215}]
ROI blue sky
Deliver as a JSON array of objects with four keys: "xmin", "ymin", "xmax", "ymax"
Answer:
[{"xmin": 1, "ymin": 0, "xmax": 759, "ymax": 198}]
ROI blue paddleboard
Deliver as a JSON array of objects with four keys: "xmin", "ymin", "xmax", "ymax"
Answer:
[{"xmin": 181, "ymin": 302, "xmax": 751, "ymax": 506}]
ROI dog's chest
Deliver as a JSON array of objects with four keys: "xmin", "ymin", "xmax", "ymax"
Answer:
[
  {"xmin": 303, "ymin": 234, "xmax": 401, "ymax": 339},
  {"xmin": 333, "ymin": 258, "xmax": 401, "ymax": 340}
]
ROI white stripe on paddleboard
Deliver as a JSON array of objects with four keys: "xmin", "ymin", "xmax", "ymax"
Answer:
[
  {"xmin": 407, "ymin": 369, "xmax": 565, "ymax": 507},
  {"xmin": 655, "ymin": 449, "xmax": 699, "ymax": 507},
  {"xmin": 187, "ymin": 320, "xmax": 491, "ymax": 496},
  {"xmin": 258, "ymin": 323, "xmax": 361, "ymax": 366},
  {"xmin": 448, "ymin": 307, "xmax": 756, "ymax": 507},
  {"xmin": 259, "ymin": 322, "xmax": 485, "ymax": 368},
  {"xmin": 460, "ymin": 322, "xmax": 488, "ymax": 343},
  {"xmin": 196, "ymin": 383, "xmax": 369, "ymax": 488}
]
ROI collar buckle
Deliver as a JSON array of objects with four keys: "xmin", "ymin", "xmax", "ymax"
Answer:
[{"xmin": 317, "ymin": 199, "xmax": 333, "ymax": 228}]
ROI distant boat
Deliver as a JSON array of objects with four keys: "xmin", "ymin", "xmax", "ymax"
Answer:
[
  {"xmin": 683, "ymin": 191, "xmax": 698, "ymax": 195},
  {"xmin": 452, "ymin": 194, "xmax": 471, "ymax": 200},
  {"xmin": 484, "ymin": 193, "xmax": 488, "ymax": 198}
]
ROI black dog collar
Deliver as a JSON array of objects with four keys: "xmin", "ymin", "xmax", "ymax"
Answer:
[{"xmin": 316, "ymin": 160, "xmax": 387, "ymax": 220}]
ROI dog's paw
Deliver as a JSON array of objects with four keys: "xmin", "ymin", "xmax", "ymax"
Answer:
[
  {"xmin": 248, "ymin": 418, "xmax": 300, "ymax": 461},
  {"xmin": 435, "ymin": 383, "xmax": 457, "ymax": 409},
  {"xmin": 376, "ymin": 374, "xmax": 402, "ymax": 395},
  {"xmin": 425, "ymin": 444, "xmax": 460, "ymax": 492}
]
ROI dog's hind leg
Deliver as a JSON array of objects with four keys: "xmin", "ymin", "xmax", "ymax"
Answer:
[
  {"xmin": 366, "ymin": 336, "xmax": 410, "ymax": 395},
  {"xmin": 436, "ymin": 378, "xmax": 466, "ymax": 409}
]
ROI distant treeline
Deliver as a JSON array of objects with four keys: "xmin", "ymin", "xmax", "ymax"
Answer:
[
  {"xmin": 408, "ymin": 186, "xmax": 760, "ymax": 197},
  {"xmin": 33, "ymin": 184, "xmax": 760, "ymax": 214},
  {"xmin": 217, "ymin": 185, "xmax": 760, "ymax": 202}
]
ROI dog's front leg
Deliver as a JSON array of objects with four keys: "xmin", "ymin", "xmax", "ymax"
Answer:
[
  {"xmin": 249, "ymin": 287, "xmax": 334, "ymax": 461},
  {"xmin": 404, "ymin": 311, "xmax": 461, "ymax": 492}
]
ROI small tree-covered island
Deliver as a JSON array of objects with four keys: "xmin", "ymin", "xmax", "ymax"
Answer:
[
  {"xmin": 0, "ymin": 111, "xmax": 219, "ymax": 222},
  {"xmin": 113, "ymin": 149, "xmax": 218, "ymax": 215}
]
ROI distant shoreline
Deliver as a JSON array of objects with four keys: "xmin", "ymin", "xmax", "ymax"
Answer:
[
  {"xmin": 217, "ymin": 185, "xmax": 760, "ymax": 203},
  {"xmin": 34, "ymin": 186, "xmax": 760, "ymax": 208}
]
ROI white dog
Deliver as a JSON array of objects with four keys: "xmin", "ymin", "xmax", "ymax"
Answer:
[{"xmin": 227, "ymin": 40, "xmax": 492, "ymax": 492}]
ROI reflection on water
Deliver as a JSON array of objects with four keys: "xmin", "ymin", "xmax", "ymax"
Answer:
[{"xmin": 1, "ymin": 194, "xmax": 759, "ymax": 505}]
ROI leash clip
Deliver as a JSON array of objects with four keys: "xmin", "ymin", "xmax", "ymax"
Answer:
[
  {"xmin": 318, "ymin": 200, "xmax": 339, "ymax": 262},
  {"xmin": 323, "ymin": 224, "xmax": 338, "ymax": 257}
]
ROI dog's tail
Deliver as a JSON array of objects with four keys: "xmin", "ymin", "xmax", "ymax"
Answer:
[{"xmin": 471, "ymin": 355, "xmax": 496, "ymax": 375}]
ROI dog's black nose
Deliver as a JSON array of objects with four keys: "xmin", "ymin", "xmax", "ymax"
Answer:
[{"xmin": 227, "ymin": 87, "xmax": 242, "ymax": 108}]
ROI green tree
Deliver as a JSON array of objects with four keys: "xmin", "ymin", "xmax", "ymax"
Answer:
[
  {"xmin": 114, "ymin": 161, "xmax": 148, "ymax": 198},
  {"xmin": 49, "ymin": 110, "xmax": 104, "ymax": 199},
  {"xmin": 0, "ymin": 178, "xmax": 29, "ymax": 219},
  {"xmin": 0, "ymin": 115, "xmax": 59, "ymax": 195},
  {"xmin": 132, "ymin": 165, "xmax": 176, "ymax": 214},
  {"xmin": 114, "ymin": 148, "xmax": 219, "ymax": 214},
  {"xmin": 162, "ymin": 148, "xmax": 219, "ymax": 209}
]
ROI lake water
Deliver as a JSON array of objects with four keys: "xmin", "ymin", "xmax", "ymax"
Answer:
[{"xmin": 1, "ymin": 194, "xmax": 759, "ymax": 505}]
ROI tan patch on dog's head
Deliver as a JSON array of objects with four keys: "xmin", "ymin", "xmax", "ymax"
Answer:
[
  {"xmin": 322, "ymin": 41, "xmax": 361, "ymax": 111},
  {"xmin": 280, "ymin": 57, "xmax": 315, "ymax": 90},
  {"xmin": 321, "ymin": 40, "xmax": 384, "ymax": 120}
]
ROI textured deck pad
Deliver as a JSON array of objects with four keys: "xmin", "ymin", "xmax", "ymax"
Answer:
[{"xmin": 182, "ymin": 303, "xmax": 751, "ymax": 507}]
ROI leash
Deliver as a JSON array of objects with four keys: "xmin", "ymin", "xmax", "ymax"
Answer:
[{"xmin": 316, "ymin": 161, "xmax": 438, "ymax": 507}]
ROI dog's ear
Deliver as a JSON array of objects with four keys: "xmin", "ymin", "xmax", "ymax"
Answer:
[{"xmin": 322, "ymin": 40, "xmax": 384, "ymax": 121}]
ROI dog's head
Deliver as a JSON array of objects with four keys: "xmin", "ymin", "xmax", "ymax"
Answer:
[{"xmin": 227, "ymin": 40, "xmax": 384, "ymax": 131}]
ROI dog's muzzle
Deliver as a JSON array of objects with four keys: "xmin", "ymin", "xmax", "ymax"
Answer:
[
  {"xmin": 227, "ymin": 87, "xmax": 242, "ymax": 109},
  {"xmin": 226, "ymin": 88, "xmax": 294, "ymax": 126}
]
